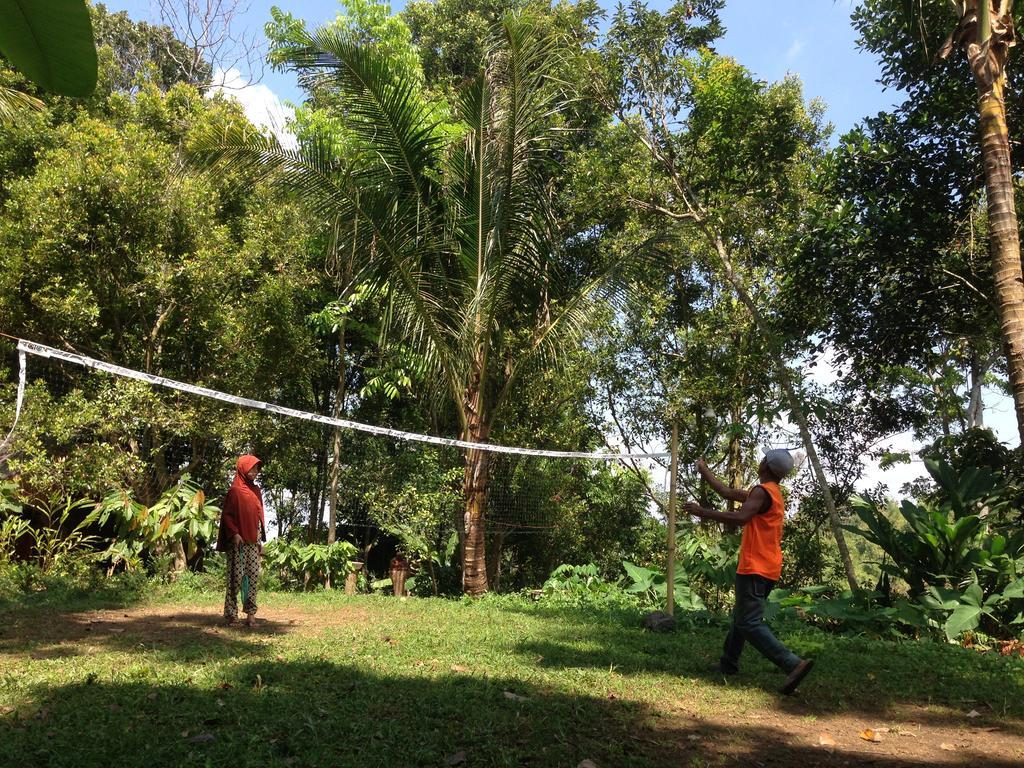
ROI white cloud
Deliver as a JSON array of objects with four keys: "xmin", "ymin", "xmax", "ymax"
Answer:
[
  {"xmin": 786, "ymin": 39, "xmax": 805, "ymax": 61},
  {"xmin": 209, "ymin": 68, "xmax": 297, "ymax": 150}
]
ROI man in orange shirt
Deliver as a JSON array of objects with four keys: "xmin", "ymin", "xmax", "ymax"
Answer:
[{"xmin": 682, "ymin": 449, "xmax": 814, "ymax": 695}]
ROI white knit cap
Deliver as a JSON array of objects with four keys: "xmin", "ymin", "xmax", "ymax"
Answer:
[{"xmin": 762, "ymin": 448, "xmax": 795, "ymax": 479}]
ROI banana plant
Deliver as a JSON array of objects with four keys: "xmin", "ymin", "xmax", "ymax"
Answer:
[
  {"xmin": 622, "ymin": 561, "xmax": 706, "ymax": 612},
  {"xmin": 0, "ymin": 0, "xmax": 97, "ymax": 121}
]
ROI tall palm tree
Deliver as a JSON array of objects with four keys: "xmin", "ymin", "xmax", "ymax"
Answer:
[
  {"xmin": 932, "ymin": 1, "xmax": 1024, "ymax": 443},
  {"xmin": 194, "ymin": 15, "xmax": 629, "ymax": 594}
]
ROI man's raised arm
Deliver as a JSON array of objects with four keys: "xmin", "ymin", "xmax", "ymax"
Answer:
[
  {"xmin": 682, "ymin": 485, "xmax": 768, "ymax": 526},
  {"xmin": 696, "ymin": 458, "xmax": 748, "ymax": 503}
]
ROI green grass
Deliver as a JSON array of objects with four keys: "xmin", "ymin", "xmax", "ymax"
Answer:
[{"xmin": 1, "ymin": 587, "xmax": 1023, "ymax": 767}]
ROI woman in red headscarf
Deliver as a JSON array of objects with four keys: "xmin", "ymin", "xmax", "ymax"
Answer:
[{"xmin": 217, "ymin": 454, "xmax": 266, "ymax": 627}]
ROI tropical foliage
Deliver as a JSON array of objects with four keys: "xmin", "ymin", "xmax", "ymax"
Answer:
[
  {"xmin": 81, "ymin": 476, "xmax": 219, "ymax": 574},
  {"xmin": 0, "ymin": 0, "xmax": 97, "ymax": 120},
  {"xmin": 0, "ymin": 0, "xmax": 1023, "ymax": 650},
  {"xmin": 193, "ymin": 11, "xmax": 641, "ymax": 595},
  {"xmin": 263, "ymin": 538, "xmax": 360, "ymax": 589}
]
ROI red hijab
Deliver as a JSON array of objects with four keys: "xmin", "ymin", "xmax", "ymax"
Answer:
[{"xmin": 216, "ymin": 454, "xmax": 265, "ymax": 550}]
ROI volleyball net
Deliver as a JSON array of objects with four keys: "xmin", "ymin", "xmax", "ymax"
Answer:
[{"xmin": 0, "ymin": 339, "xmax": 672, "ymax": 572}]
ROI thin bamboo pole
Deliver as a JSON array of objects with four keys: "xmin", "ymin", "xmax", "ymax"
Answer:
[{"xmin": 666, "ymin": 421, "xmax": 679, "ymax": 615}]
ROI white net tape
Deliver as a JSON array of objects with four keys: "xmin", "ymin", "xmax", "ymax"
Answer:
[{"xmin": 13, "ymin": 339, "xmax": 669, "ymax": 461}]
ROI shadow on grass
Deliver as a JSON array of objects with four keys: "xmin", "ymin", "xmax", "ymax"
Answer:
[
  {"xmin": 485, "ymin": 598, "xmax": 1024, "ymax": 733},
  {"xmin": 0, "ymin": 658, "xmax": 1017, "ymax": 768},
  {"xmin": 509, "ymin": 615, "xmax": 1024, "ymax": 727},
  {"xmin": 0, "ymin": 608, "xmax": 293, "ymax": 661},
  {"xmin": 0, "ymin": 572, "xmax": 151, "ymax": 614}
]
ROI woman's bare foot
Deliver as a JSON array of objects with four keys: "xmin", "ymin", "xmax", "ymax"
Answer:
[
  {"xmin": 245, "ymin": 614, "xmax": 255, "ymax": 628},
  {"xmin": 224, "ymin": 616, "xmax": 237, "ymax": 626}
]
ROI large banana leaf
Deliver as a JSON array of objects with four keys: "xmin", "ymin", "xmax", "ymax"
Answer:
[{"xmin": 0, "ymin": 0, "xmax": 97, "ymax": 95}]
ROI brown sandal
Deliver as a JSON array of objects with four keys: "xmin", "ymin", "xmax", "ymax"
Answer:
[{"xmin": 780, "ymin": 659, "xmax": 814, "ymax": 695}]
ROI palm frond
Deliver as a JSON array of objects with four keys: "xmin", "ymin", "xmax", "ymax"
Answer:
[
  {"xmin": 188, "ymin": 125, "xmax": 352, "ymax": 221},
  {"xmin": 491, "ymin": 232, "xmax": 667, "ymax": 424},
  {"xmin": 189, "ymin": 121, "xmax": 464, "ymax": 409},
  {"xmin": 0, "ymin": 86, "xmax": 44, "ymax": 124},
  {"xmin": 282, "ymin": 27, "xmax": 446, "ymax": 212}
]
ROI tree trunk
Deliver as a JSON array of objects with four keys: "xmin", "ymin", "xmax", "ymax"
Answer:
[
  {"xmin": 968, "ymin": 350, "xmax": 985, "ymax": 428},
  {"xmin": 728, "ymin": 330, "xmax": 746, "ymax": 521},
  {"xmin": 777, "ymin": 366, "xmax": 860, "ymax": 592},
  {"xmin": 327, "ymin": 231, "xmax": 354, "ymax": 545},
  {"xmin": 462, "ymin": 443, "xmax": 490, "ymax": 595},
  {"xmin": 724, "ymin": 400, "xmax": 743, "ymax": 535},
  {"xmin": 966, "ymin": 2, "xmax": 1024, "ymax": 444},
  {"xmin": 977, "ymin": 71, "xmax": 1024, "ymax": 441},
  {"xmin": 327, "ymin": 325, "xmax": 347, "ymax": 545},
  {"xmin": 933, "ymin": 378, "xmax": 953, "ymax": 437},
  {"xmin": 308, "ymin": 436, "xmax": 327, "ymax": 542},
  {"xmin": 485, "ymin": 527, "xmax": 506, "ymax": 593},
  {"xmin": 461, "ymin": 368, "xmax": 490, "ymax": 595},
  {"xmin": 666, "ymin": 421, "xmax": 678, "ymax": 615},
  {"xmin": 707, "ymin": 234, "xmax": 861, "ymax": 592},
  {"xmin": 170, "ymin": 539, "xmax": 187, "ymax": 574}
]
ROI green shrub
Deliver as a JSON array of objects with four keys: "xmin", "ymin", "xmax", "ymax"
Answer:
[
  {"xmin": 82, "ymin": 476, "xmax": 219, "ymax": 574},
  {"xmin": 846, "ymin": 459, "xmax": 1024, "ymax": 640},
  {"xmin": 767, "ymin": 585, "xmax": 929, "ymax": 638},
  {"xmin": 537, "ymin": 563, "xmax": 639, "ymax": 609},
  {"xmin": 621, "ymin": 560, "xmax": 707, "ymax": 611},
  {"xmin": 263, "ymin": 539, "xmax": 359, "ymax": 590}
]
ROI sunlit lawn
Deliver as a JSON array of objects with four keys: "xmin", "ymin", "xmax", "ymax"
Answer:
[{"xmin": 1, "ymin": 587, "xmax": 1023, "ymax": 767}]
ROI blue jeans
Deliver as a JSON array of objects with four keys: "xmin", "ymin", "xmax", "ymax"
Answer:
[{"xmin": 721, "ymin": 573, "xmax": 801, "ymax": 674}]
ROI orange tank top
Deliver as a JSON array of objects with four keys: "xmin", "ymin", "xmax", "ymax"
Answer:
[{"xmin": 737, "ymin": 482, "xmax": 784, "ymax": 581}]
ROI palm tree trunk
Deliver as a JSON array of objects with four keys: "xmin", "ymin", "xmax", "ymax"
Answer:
[
  {"xmin": 461, "ymin": 367, "xmax": 490, "ymax": 595},
  {"xmin": 461, "ymin": 441, "xmax": 490, "ymax": 595},
  {"xmin": 485, "ymin": 527, "xmax": 507, "ymax": 592},
  {"xmin": 966, "ymin": 7, "xmax": 1024, "ymax": 443}
]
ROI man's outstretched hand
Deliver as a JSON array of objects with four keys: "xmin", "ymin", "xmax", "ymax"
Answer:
[{"xmin": 682, "ymin": 501, "xmax": 707, "ymax": 517}]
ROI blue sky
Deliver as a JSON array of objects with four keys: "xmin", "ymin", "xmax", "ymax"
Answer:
[{"xmin": 715, "ymin": 0, "xmax": 899, "ymax": 136}]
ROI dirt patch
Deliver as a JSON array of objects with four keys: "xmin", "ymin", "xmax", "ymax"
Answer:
[
  {"xmin": 0, "ymin": 602, "xmax": 374, "ymax": 656},
  {"xmin": 643, "ymin": 700, "xmax": 1023, "ymax": 766}
]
